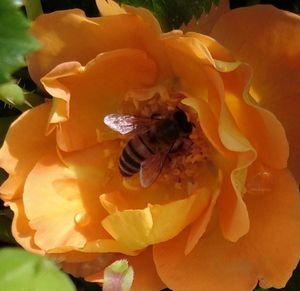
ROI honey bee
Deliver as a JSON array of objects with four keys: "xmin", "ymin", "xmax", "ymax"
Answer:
[{"xmin": 104, "ymin": 109, "xmax": 193, "ymax": 187}]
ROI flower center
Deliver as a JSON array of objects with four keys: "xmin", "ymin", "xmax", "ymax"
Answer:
[{"xmin": 115, "ymin": 88, "xmax": 216, "ymax": 193}]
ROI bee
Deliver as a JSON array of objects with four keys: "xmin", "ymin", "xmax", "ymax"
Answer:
[{"xmin": 103, "ymin": 108, "xmax": 193, "ymax": 187}]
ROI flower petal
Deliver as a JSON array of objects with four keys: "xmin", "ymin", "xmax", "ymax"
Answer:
[
  {"xmin": 223, "ymin": 63, "xmax": 289, "ymax": 170},
  {"xmin": 154, "ymin": 227, "xmax": 257, "ymax": 291},
  {"xmin": 96, "ymin": 0, "xmax": 126, "ymax": 16},
  {"xmin": 23, "ymin": 141, "xmax": 123, "ymax": 252},
  {"xmin": 126, "ymin": 247, "xmax": 166, "ymax": 291},
  {"xmin": 182, "ymin": 66, "xmax": 256, "ymax": 242},
  {"xmin": 101, "ymin": 188, "xmax": 211, "ymax": 250},
  {"xmin": 153, "ymin": 168, "xmax": 300, "ymax": 290},
  {"xmin": 84, "ymin": 247, "xmax": 165, "ymax": 291},
  {"xmin": 211, "ymin": 5, "xmax": 300, "ymax": 183},
  {"xmin": 28, "ymin": 9, "xmax": 169, "ymax": 86},
  {"xmin": 8, "ymin": 200, "xmax": 43, "ymax": 254},
  {"xmin": 185, "ymin": 187, "xmax": 219, "ymax": 254},
  {"xmin": 0, "ymin": 103, "xmax": 55, "ymax": 200},
  {"xmin": 41, "ymin": 49, "xmax": 157, "ymax": 151}
]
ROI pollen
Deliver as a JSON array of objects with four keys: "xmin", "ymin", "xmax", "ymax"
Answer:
[
  {"xmin": 118, "ymin": 87, "xmax": 216, "ymax": 193},
  {"xmin": 122, "ymin": 178, "xmax": 140, "ymax": 191}
]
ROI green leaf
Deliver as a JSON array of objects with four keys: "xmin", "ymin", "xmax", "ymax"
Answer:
[
  {"xmin": 116, "ymin": 0, "xmax": 220, "ymax": 31},
  {"xmin": 0, "ymin": 0, "xmax": 39, "ymax": 84},
  {"xmin": 0, "ymin": 248, "xmax": 76, "ymax": 291}
]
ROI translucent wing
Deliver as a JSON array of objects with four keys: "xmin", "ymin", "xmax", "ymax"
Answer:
[
  {"xmin": 140, "ymin": 149, "xmax": 169, "ymax": 188},
  {"xmin": 103, "ymin": 113, "xmax": 153, "ymax": 135}
]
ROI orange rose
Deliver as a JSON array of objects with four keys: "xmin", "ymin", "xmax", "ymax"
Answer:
[{"xmin": 1, "ymin": 1, "xmax": 300, "ymax": 290}]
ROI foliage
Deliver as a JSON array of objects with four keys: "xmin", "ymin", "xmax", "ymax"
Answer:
[
  {"xmin": 0, "ymin": 248, "xmax": 76, "ymax": 291},
  {"xmin": 116, "ymin": 0, "xmax": 220, "ymax": 30},
  {"xmin": 0, "ymin": 0, "xmax": 39, "ymax": 84}
]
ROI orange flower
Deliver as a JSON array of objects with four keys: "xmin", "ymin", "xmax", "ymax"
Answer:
[{"xmin": 1, "ymin": 1, "xmax": 300, "ymax": 290}]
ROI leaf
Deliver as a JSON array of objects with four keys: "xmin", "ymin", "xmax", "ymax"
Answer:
[
  {"xmin": 116, "ymin": 0, "xmax": 220, "ymax": 30},
  {"xmin": 0, "ymin": 0, "xmax": 39, "ymax": 84},
  {"xmin": 0, "ymin": 248, "xmax": 76, "ymax": 291}
]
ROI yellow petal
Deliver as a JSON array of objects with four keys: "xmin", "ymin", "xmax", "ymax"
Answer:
[
  {"xmin": 211, "ymin": 5, "xmax": 300, "ymax": 183},
  {"xmin": 96, "ymin": 0, "xmax": 126, "ymax": 16},
  {"xmin": 101, "ymin": 189, "xmax": 211, "ymax": 250}
]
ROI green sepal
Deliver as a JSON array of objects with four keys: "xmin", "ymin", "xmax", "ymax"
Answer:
[{"xmin": 0, "ymin": 82, "xmax": 44, "ymax": 112}]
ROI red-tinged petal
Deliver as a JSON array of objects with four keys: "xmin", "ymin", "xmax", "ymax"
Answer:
[
  {"xmin": 84, "ymin": 247, "xmax": 165, "ymax": 291},
  {"xmin": 28, "ymin": 9, "xmax": 170, "ymax": 86},
  {"xmin": 0, "ymin": 103, "xmax": 55, "ymax": 200},
  {"xmin": 22, "ymin": 141, "xmax": 123, "ymax": 252},
  {"xmin": 154, "ymin": 169, "xmax": 300, "ymax": 290},
  {"xmin": 41, "ymin": 49, "xmax": 157, "ymax": 152},
  {"xmin": 101, "ymin": 189, "xmax": 211, "ymax": 250},
  {"xmin": 211, "ymin": 5, "xmax": 300, "ymax": 183}
]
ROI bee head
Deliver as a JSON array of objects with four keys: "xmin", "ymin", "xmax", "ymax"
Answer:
[{"xmin": 173, "ymin": 109, "xmax": 193, "ymax": 135}]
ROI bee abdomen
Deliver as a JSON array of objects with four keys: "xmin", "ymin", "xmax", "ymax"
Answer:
[{"xmin": 119, "ymin": 135, "xmax": 154, "ymax": 177}]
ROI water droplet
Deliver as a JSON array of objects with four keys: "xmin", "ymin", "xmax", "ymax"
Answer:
[
  {"xmin": 74, "ymin": 212, "xmax": 90, "ymax": 226},
  {"xmin": 246, "ymin": 170, "xmax": 273, "ymax": 194}
]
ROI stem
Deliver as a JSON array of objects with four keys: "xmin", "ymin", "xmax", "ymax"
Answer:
[{"xmin": 24, "ymin": 0, "xmax": 43, "ymax": 21}]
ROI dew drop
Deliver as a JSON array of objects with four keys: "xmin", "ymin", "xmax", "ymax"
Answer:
[
  {"xmin": 74, "ymin": 211, "xmax": 91, "ymax": 226},
  {"xmin": 246, "ymin": 170, "xmax": 273, "ymax": 194}
]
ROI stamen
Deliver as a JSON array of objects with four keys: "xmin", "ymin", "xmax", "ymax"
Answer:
[{"xmin": 118, "ymin": 88, "xmax": 215, "ymax": 192}]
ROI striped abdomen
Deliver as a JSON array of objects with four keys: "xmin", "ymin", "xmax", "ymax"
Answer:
[{"xmin": 119, "ymin": 133, "xmax": 156, "ymax": 177}]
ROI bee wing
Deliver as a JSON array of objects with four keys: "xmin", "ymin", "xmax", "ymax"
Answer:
[
  {"xmin": 103, "ymin": 113, "xmax": 153, "ymax": 135},
  {"xmin": 140, "ymin": 150, "xmax": 169, "ymax": 188}
]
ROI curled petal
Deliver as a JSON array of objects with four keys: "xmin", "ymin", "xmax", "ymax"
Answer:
[
  {"xmin": 8, "ymin": 201, "xmax": 44, "ymax": 254},
  {"xmin": 0, "ymin": 103, "xmax": 55, "ymax": 200},
  {"xmin": 101, "ymin": 188, "xmax": 211, "ymax": 250},
  {"xmin": 28, "ymin": 9, "xmax": 170, "ymax": 86},
  {"xmin": 41, "ymin": 49, "xmax": 157, "ymax": 151},
  {"xmin": 222, "ymin": 63, "xmax": 289, "ymax": 170},
  {"xmin": 211, "ymin": 5, "xmax": 300, "ymax": 183},
  {"xmin": 23, "ymin": 141, "xmax": 126, "ymax": 252}
]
